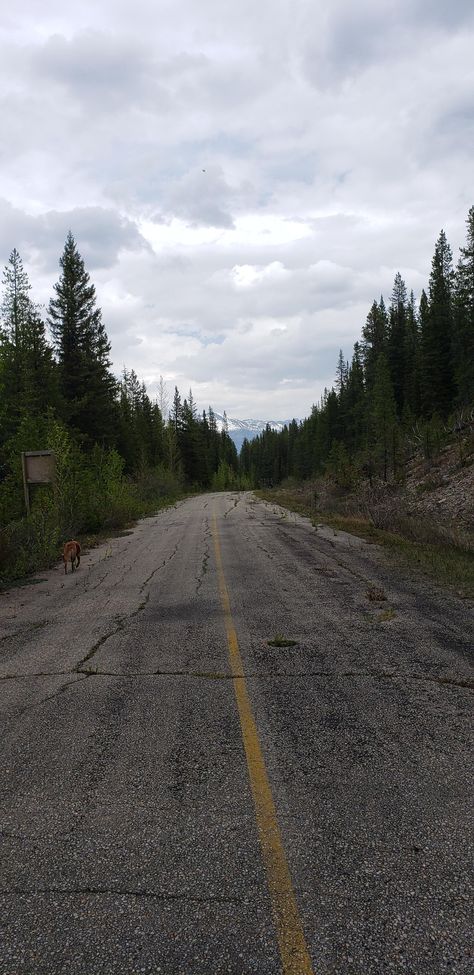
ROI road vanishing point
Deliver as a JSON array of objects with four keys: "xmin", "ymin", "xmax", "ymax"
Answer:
[{"xmin": 1, "ymin": 492, "xmax": 472, "ymax": 974}]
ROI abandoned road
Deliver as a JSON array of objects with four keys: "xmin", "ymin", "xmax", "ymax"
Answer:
[{"xmin": 0, "ymin": 492, "xmax": 472, "ymax": 974}]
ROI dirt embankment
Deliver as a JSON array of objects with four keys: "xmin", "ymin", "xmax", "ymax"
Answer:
[{"xmin": 405, "ymin": 442, "xmax": 474, "ymax": 534}]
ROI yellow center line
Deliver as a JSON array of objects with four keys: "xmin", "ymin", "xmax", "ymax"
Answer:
[{"xmin": 211, "ymin": 512, "xmax": 315, "ymax": 975}]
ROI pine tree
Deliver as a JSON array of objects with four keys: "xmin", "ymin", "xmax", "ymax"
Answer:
[
  {"xmin": 21, "ymin": 307, "xmax": 59, "ymax": 417},
  {"xmin": 48, "ymin": 232, "xmax": 116, "ymax": 445},
  {"xmin": 1, "ymin": 249, "xmax": 33, "ymax": 431},
  {"xmin": 345, "ymin": 342, "xmax": 366, "ymax": 453},
  {"xmin": 180, "ymin": 392, "xmax": 203, "ymax": 484},
  {"xmin": 0, "ymin": 249, "xmax": 58, "ymax": 439},
  {"xmin": 335, "ymin": 349, "xmax": 348, "ymax": 395},
  {"xmin": 362, "ymin": 297, "xmax": 388, "ymax": 392},
  {"xmin": 402, "ymin": 290, "xmax": 421, "ymax": 419},
  {"xmin": 170, "ymin": 386, "xmax": 182, "ymax": 433},
  {"xmin": 453, "ymin": 205, "xmax": 474, "ymax": 406},
  {"xmin": 421, "ymin": 230, "xmax": 455, "ymax": 417},
  {"xmin": 388, "ymin": 272, "xmax": 408, "ymax": 414}
]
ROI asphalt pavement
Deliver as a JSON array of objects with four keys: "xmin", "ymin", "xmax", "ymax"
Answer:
[{"xmin": 0, "ymin": 492, "xmax": 472, "ymax": 974}]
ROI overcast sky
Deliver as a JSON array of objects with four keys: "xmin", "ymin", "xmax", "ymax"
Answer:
[{"xmin": 1, "ymin": 1, "xmax": 473, "ymax": 419}]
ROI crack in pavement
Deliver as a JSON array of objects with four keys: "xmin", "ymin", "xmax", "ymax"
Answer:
[
  {"xmin": 81, "ymin": 525, "xmax": 177, "ymax": 597},
  {"xmin": 0, "ymin": 887, "xmax": 248, "ymax": 904},
  {"xmin": 223, "ymin": 496, "xmax": 241, "ymax": 519},
  {"xmin": 194, "ymin": 515, "xmax": 212, "ymax": 593},
  {"xmin": 71, "ymin": 544, "xmax": 184, "ymax": 673},
  {"xmin": 73, "ymin": 593, "xmax": 152, "ymax": 673},
  {"xmin": 140, "ymin": 542, "xmax": 180, "ymax": 593},
  {"xmin": 3, "ymin": 669, "xmax": 471, "ymax": 690}
]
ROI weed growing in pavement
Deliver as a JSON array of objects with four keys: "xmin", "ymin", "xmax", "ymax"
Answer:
[
  {"xmin": 267, "ymin": 634, "xmax": 299, "ymax": 648},
  {"xmin": 377, "ymin": 608, "xmax": 396, "ymax": 622},
  {"xmin": 366, "ymin": 585, "xmax": 387, "ymax": 601}
]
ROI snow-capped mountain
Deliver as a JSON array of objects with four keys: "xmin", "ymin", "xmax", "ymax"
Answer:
[{"xmin": 213, "ymin": 413, "xmax": 298, "ymax": 450}]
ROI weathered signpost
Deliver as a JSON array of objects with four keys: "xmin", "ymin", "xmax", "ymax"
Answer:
[{"xmin": 21, "ymin": 451, "xmax": 56, "ymax": 515}]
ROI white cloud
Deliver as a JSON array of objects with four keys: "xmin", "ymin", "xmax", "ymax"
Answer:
[{"xmin": 0, "ymin": 0, "xmax": 472, "ymax": 419}]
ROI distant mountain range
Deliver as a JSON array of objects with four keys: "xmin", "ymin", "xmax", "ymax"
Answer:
[{"xmin": 214, "ymin": 413, "xmax": 299, "ymax": 450}]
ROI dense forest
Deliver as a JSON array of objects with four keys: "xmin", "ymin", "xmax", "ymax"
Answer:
[
  {"xmin": 0, "ymin": 233, "xmax": 239, "ymax": 578},
  {"xmin": 241, "ymin": 206, "xmax": 474, "ymax": 488}
]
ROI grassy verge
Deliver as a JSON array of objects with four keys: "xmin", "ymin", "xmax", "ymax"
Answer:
[
  {"xmin": 0, "ymin": 488, "xmax": 183, "ymax": 589},
  {"xmin": 256, "ymin": 488, "xmax": 474, "ymax": 599}
]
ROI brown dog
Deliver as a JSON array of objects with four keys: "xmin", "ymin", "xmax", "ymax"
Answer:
[{"xmin": 63, "ymin": 540, "xmax": 81, "ymax": 574}]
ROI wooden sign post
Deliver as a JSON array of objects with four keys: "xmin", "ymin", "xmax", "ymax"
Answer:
[{"xmin": 21, "ymin": 451, "xmax": 56, "ymax": 515}]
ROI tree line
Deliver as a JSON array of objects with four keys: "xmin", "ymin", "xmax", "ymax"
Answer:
[
  {"xmin": 241, "ymin": 206, "xmax": 474, "ymax": 488},
  {"xmin": 0, "ymin": 231, "xmax": 239, "ymax": 518},
  {"xmin": 0, "ymin": 232, "xmax": 241, "ymax": 580}
]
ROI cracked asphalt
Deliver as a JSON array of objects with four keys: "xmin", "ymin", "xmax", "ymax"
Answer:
[{"xmin": 0, "ymin": 491, "xmax": 473, "ymax": 974}]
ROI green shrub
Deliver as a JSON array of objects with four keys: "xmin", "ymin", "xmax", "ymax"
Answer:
[{"xmin": 0, "ymin": 418, "xmax": 183, "ymax": 584}]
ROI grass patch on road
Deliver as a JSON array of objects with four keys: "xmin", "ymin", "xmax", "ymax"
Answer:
[
  {"xmin": 256, "ymin": 488, "xmax": 474, "ymax": 599},
  {"xmin": 267, "ymin": 634, "xmax": 299, "ymax": 648}
]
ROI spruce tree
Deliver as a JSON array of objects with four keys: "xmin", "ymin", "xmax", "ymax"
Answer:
[
  {"xmin": 421, "ymin": 230, "xmax": 455, "ymax": 417},
  {"xmin": 362, "ymin": 297, "xmax": 388, "ymax": 392},
  {"xmin": 0, "ymin": 249, "xmax": 58, "ymax": 437},
  {"xmin": 345, "ymin": 342, "xmax": 366, "ymax": 453},
  {"xmin": 1, "ymin": 249, "xmax": 33, "ymax": 427},
  {"xmin": 453, "ymin": 205, "xmax": 474, "ymax": 406},
  {"xmin": 402, "ymin": 290, "xmax": 421, "ymax": 420},
  {"xmin": 48, "ymin": 232, "xmax": 116, "ymax": 445},
  {"xmin": 388, "ymin": 272, "xmax": 408, "ymax": 414}
]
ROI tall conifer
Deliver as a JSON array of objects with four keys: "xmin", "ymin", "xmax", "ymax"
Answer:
[
  {"xmin": 453, "ymin": 206, "xmax": 474, "ymax": 405},
  {"xmin": 48, "ymin": 232, "xmax": 116, "ymax": 445},
  {"xmin": 388, "ymin": 272, "xmax": 408, "ymax": 414},
  {"xmin": 422, "ymin": 230, "xmax": 455, "ymax": 416},
  {"xmin": 1, "ymin": 249, "xmax": 58, "ymax": 437}
]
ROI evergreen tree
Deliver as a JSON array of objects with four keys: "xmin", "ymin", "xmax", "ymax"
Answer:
[
  {"xmin": 170, "ymin": 386, "xmax": 182, "ymax": 433},
  {"xmin": 344, "ymin": 342, "xmax": 366, "ymax": 453},
  {"xmin": 48, "ymin": 232, "xmax": 116, "ymax": 445},
  {"xmin": 421, "ymin": 229, "xmax": 455, "ymax": 417},
  {"xmin": 0, "ymin": 249, "xmax": 58, "ymax": 441},
  {"xmin": 335, "ymin": 349, "xmax": 348, "ymax": 395},
  {"xmin": 388, "ymin": 272, "xmax": 408, "ymax": 414},
  {"xmin": 371, "ymin": 354, "xmax": 398, "ymax": 481},
  {"xmin": 453, "ymin": 205, "xmax": 474, "ymax": 405},
  {"xmin": 179, "ymin": 392, "xmax": 203, "ymax": 484},
  {"xmin": 207, "ymin": 406, "xmax": 220, "ymax": 474},
  {"xmin": 402, "ymin": 290, "xmax": 421, "ymax": 419},
  {"xmin": 362, "ymin": 297, "xmax": 388, "ymax": 392}
]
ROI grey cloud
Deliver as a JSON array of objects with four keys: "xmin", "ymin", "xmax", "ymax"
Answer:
[
  {"xmin": 29, "ymin": 30, "xmax": 172, "ymax": 114},
  {"xmin": 0, "ymin": 200, "xmax": 149, "ymax": 272},
  {"xmin": 154, "ymin": 166, "xmax": 258, "ymax": 228},
  {"xmin": 301, "ymin": 0, "xmax": 474, "ymax": 88},
  {"xmin": 411, "ymin": 0, "xmax": 474, "ymax": 29},
  {"xmin": 428, "ymin": 98, "xmax": 474, "ymax": 159}
]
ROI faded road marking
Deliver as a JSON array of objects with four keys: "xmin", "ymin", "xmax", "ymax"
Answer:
[{"xmin": 212, "ymin": 512, "xmax": 315, "ymax": 975}]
